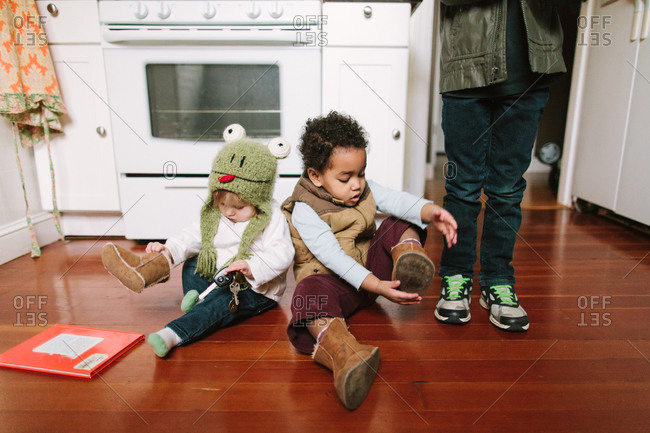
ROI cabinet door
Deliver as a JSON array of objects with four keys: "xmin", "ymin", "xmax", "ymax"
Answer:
[
  {"xmin": 34, "ymin": 45, "xmax": 120, "ymax": 211},
  {"xmin": 322, "ymin": 47, "xmax": 409, "ymax": 190},
  {"xmin": 35, "ymin": 1, "xmax": 101, "ymax": 44},
  {"xmin": 571, "ymin": 0, "xmax": 639, "ymax": 209},
  {"xmin": 615, "ymin": 38, "xmax": 650, "ymax": 225}
]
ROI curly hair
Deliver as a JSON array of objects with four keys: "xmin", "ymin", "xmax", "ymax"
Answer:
[{"xmin": 298, "ymin": 111, "xmax": 368, "ymax": 174}]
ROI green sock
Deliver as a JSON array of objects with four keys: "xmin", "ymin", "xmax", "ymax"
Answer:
[{"xmin": 148, "ymin": 327, "xmax": 181, "ymax": 358}]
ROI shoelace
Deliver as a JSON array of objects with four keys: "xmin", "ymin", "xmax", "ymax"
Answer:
[
  {"xmin": 444, "ymin": 276, "xmax": 471, "ymax": 300},
  {"xmin": 490, "ymin": 285, "xmax": 517, "ymax": 306}
]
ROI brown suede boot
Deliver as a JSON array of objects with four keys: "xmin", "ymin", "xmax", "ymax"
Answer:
[
  {"xmin": 312, "ymin": 318, "xmax": 380, "ymax": 410},
  {"xmin": 101, "ymin": 242, "xmax": 172, "ymax": 293},
  {"xmin": 391, "ymin": 241, "xmax": 435, "ymax": 295}
]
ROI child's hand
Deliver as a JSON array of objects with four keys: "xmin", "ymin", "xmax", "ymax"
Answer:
[
  {"xmin": 225, "ymin": 260, "xmax": 253, "ymax": 280},
  {"xmin": 146, "ymin": 242, "xmax": 167, "ymax": 254},
  {"xmin": 430, "ymin": 205, "xmax": 457, "ymax": 249},
  {"xmin": 362, "ymin": 275, "xmax": 421, "ymax": 305}
]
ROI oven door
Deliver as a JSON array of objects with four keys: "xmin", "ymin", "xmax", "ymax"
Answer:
[
  {"xmin": 102, "ymin": 46, "xmax": 320, "ymax": 239},
  {"xmin": 103, "ymin": 46, "xmax": 320, "ymax": 176}
]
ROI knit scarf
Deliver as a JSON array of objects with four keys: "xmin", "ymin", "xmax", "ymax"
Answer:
[{"xmin": 195, "ymin": 200, "xmax": 272, "ymax": 280}]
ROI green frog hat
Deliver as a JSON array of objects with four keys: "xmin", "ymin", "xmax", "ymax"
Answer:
[{"xmin": 195, "ymin": 124, "xmax": 291, "ymax": 279}]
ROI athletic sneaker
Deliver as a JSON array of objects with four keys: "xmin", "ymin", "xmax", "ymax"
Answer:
[
  {"xmin": 434, "ymin": 275, "xmax": 472, "ymax": 325},
  {"xmin": 479, "ymin": 285, "xmax": 529, "ymax": 332}
]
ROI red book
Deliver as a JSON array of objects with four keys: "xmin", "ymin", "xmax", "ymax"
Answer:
[{"xmin": 0, "ymin": 324, "xmax": 144, "ymax": 378}]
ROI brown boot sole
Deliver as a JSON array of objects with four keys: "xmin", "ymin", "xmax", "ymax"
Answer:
[
  {"xmin": 340, "ymin": 347, "xmax": 380, "ymax": 410},
  {"xmin": 394, "ymin": 251, "xmax": 435, "ymax": 295}
]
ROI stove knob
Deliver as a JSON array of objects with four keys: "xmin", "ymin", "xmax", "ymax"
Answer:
[
  {"xmin": 158, "ymin": 3, "xmax": 171, "ymax": 19},
  {"xmin": 269, "ymin": 2, "xmax": 283, "ymax": 19},
  {"xmin": 247, "ymin": 1, "xmax": 261, "ymax": 19},
  {"xmin": 134, "ymin": 2, "xmax": 149, "ymax": 20},
  {"xmin": 203, "ymin": 3, "xmax": 217, "ymax": 19}
]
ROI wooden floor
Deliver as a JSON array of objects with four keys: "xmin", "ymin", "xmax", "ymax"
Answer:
[{"xmin": 1, "ymin": 169, "xmax": 649, "ymax": 432}]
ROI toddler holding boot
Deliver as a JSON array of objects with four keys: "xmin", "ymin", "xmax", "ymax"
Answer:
[
  {"xmin": 102, "ymin": 125, "xmax": 294, "ymax": 357},
  {"xmin": 282, "ymin": 111, "xmax": 457, "ymax": 410}
]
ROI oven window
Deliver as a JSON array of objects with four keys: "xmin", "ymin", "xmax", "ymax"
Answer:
[{"xmin": 146, "ymin": 64, "xmax": 280, "ymax": 140}]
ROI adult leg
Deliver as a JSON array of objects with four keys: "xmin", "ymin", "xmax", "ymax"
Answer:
[
  {"xmin": 436, "ymin": 95, "xmax": 492, "ymax": 324},
  {"xmin": 439, "ymin": 95, "xmax": 492, "ymax": 278},
  {"xmin": 478, "ymin": 88, "xmax": 550, "ymax": 331}
]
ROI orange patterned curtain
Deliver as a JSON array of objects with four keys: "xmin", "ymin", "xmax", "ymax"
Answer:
[{"xmin": 0, "ymin": 0, "xmax": 66, "ymax": 257}]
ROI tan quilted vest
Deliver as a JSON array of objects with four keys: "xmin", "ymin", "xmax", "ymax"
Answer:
[{"xmin": 281, "ymin": 177, "xmax": 377, "ymax": 283}]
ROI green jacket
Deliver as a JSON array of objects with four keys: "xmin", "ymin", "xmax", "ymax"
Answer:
[{"xmin": 439, "ymin": 0, "xmax": 567, "ymax": 93}]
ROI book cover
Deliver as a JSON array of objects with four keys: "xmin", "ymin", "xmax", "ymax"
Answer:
[{"xmin": 0, "ymin": 324, "xmax": 144, "ymax": 378}]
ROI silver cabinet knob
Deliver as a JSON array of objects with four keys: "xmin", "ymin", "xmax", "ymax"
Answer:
[
  {"xmin": 203, "ymin": 3, "xmax": 216, "ymax": 19},
  {"xmin": 134, "ymin": 2, "xmax": 149, "ymax": 19},
  {"xmin": 269, "ymin": 2, "xmax": 283, "ymax": 19},
  {"xmin": 158, "ymin": 2, "xmax": 171, "ymax": 19},
  {"xmin": 363, "ymin": 6, "xmax": 372, "ymax": 18},
  {"xmin": 392, "ymin": 129, "xmax": 401, "ymax": 140},
  {"xmin": 247, "ymin": 2, "xmax": 261, "ymax": 19},
  {"xmin": 46, "ymin": 3, "xmax": 59, "ymax": 17},
  {"xmin": 96, "ymin": 126, "xmax": 107, "ymax": 137}
]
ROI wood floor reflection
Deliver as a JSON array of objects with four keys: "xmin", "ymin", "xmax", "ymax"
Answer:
[{"xmin": 1, "ymin": 169, "xmax": 649, "ymax": 432}]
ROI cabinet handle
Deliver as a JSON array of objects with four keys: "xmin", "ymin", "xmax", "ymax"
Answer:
[
  {"xmin": 363, "ymin": 6, "xmax": 372, "ymax": 18},
  {"xmin": 631, "ymin": 0, "xmax": 643, "ymax": 41},
  {"xmin": 46, "ymin": 3, "xmax": 59, "ymax": 17},
  {"xmin": 96, "ymin": 126, "xmax": 107, "ymax": 137},
  {"xmin": 392, "ymin": 129, "xmax": 401, "ymax": 140},
  {"xmin": 641, "ymin": 0, "xmax": 650, "ymax": 41}
]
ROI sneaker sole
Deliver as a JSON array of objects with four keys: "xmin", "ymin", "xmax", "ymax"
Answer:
[
  {"xmin": 434, "ymin": 308, "xmax": 471, "ymax": 325},
  {"xmin": 479, "ymin": 296, "xmax": 529, "ymax": 332}
]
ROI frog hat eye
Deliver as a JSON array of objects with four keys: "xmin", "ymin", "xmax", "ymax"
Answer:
[
  {"xmin": 223, "ymin": 124, "xmax": 246, "ymax": 143},
  {"xmin": 267, "ymin": 137, "xmax": 291, "ymax": 159}
]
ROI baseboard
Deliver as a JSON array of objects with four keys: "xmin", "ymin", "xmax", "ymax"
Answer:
[
  {"xmin": 60, "ymin": 212, "xmax": 125, "ymax": 237},
  {"xmin": 0, "ymin": 212, "xmax": 62, "ymax": 265}
]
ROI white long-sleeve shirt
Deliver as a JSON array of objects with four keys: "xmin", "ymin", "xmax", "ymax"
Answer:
[
  {"xmin": 165, "ymin": 200, "xmax": 294, "ymax": 302},
  {"xmin": 291, "ymin": 180, "xmax": 432, "ymax": 290}
]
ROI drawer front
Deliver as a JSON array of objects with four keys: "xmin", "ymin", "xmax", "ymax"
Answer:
[
  {"xmin": 323, "ymin": 3, "xmax": 411, "ymax": 47},
  {"xmin": 118, "ymin": 176, "xmax": 298, "ymax": 240},
  {"xmin": 35, "ymin": 1, "xmax": 100, "ymax": 44}
]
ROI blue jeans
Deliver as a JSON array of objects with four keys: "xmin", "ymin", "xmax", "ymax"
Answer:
[
  {"xmin": 439, "ymin": 89, "xmax": 550, "ymax": 288},
  {"xmin": 166, "ymin": 256, "xmax": 278, "ymax": 345}
]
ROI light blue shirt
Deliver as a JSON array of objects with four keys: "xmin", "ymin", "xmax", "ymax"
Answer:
[{"xmin": 291, "ymin": 180, "xmax": 432, "ymax": 290}]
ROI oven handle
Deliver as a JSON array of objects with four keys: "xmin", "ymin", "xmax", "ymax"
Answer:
[{"xmin": 101, "ymin": 27, "xmax": 314, "ymax": 45}]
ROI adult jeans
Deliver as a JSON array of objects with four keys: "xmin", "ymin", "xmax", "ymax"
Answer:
[
  {"xmin": 166, "ymin": 256, "xmax": 278, "ymax": 345},
  {"xmin": 439, "ymin": 88, "xmax": 550, "ymax": 288}
]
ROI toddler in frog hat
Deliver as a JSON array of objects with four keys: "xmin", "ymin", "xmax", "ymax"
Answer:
[{"xmin": 101, "ymin": 125, "xmax": 294, "ymax": 357}]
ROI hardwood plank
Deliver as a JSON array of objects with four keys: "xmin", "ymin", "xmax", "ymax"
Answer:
[{"xmin": 1, "ymin": 175, "xmax": 649, "ymax": 432}]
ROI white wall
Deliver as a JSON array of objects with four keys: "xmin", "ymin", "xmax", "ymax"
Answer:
[
  {"xmin": 0, "ymin": 120, "xmax": 59, "ymax": 264},
  {"xmin": 0, "ymin": 121, "xmax": 41, "ymax": 223},
  {"xmin": 405, "ymin": 0, "xmax": 435, "ymax": 197}
]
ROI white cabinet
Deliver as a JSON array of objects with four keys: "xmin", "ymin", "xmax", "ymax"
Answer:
[
  {"xmin": 615, "ymin": 36, "xmax": 650, "ymax": 225},
  {"xmin": 322, "ymin": 2, "xmax": 411, "ymax": 191},
  {"xmin": 33, "ymin": 1, "xmax": 120, "ymax": 215},
  {"xmin": 570, "ymin": 0, "xmax": 650, "ymax": 225}
]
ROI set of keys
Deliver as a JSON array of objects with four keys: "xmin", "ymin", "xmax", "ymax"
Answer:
[
  {"xmin": 196, "ymin": 270, "xmax": 242, "ymax": 313},
  {"xmin": 228, "ymin": 281, "xmax": 241, "ymax": 313}
]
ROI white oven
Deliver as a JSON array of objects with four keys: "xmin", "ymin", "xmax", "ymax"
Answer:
[{"xmin": 98, "ymin": 0, "xmax": 321, "ymax": 239}]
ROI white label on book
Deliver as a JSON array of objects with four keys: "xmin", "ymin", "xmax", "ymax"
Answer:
[
  {"xmin": 33, "ymin": 334, "xmax": 104, "ymax": 359},
  {"xmin": 74, "ymin": 353, "xmax": 108, "ymax": 370}
]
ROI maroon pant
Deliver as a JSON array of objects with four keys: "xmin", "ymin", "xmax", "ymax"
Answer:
[{"xmin": 287, "ymin": 217, "xmax": 427, "ymax": 354}]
